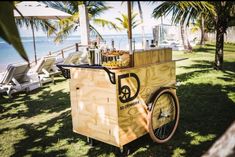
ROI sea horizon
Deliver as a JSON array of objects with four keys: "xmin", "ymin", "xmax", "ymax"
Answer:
[{"xmin": 0, "ymin": 33, "xmax": 153, "ymax": 72}]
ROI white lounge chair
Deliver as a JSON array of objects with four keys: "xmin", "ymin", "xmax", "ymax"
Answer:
[
  {"xmin": 56, "ymin": 51, "xmax": 82, "ymax": 65},
  {"xmin": 63, "ymin": 51, "xmax": 82, "ymax": 64},
  {"xmin": 31, "ymin": 56, "xmax": 61, "ymax": 85},
  {"xmin": 0, "ymin": 63, "xmax": 40, "ymax": 97}
]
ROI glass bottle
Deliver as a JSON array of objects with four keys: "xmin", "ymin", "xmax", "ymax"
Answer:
[{"xmin": 150, "ymin": 40, "xmax": 156, "ymax": 48}]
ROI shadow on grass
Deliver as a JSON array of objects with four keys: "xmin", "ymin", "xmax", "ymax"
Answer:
[
  {"xmin": 178, "ymin": 60, "xmax": 235, "ymax": 81},
  {"xmin": 86, "ymin": 60, "xmax": 235, "ymax": 156},
  {"xmin": 83, "ymin": 81, "xmax": 235, "ymax": 157},
  {"xmin": 0, "ymin": 89, "xmax": 70, "ymax": 120},
  {"xmin": 193, "ymin": 43, "xmax": 235, "ymax": 53},
  {"xmin": 193, "ymin": 47, "xmax": 215, "ymax": 53},
  {"xmin": 0, "ymin": 77, "xmax": 69, "ymax": 120},
  {"xmin": 10, "ymin": 110, "xmax": 78, "ymax": 157},
  {"xmin": 1, "ymin": 64, "xmax": 235, "ymax": 157}
]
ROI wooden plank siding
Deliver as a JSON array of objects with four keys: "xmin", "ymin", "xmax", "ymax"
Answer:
[{"xmin": 68, "ymin": 48, "xmax": 176, "ymax": 147}]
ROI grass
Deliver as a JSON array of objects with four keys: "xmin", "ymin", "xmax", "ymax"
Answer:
[{"xmin": 1, "ymin": 43, "xmax": 235, "ymax": 157}]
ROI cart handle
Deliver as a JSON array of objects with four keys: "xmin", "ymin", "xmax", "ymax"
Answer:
[
  {"xmin": 56, "ymin": 64, "xmax": 116, "ymax": 84},
  {"xmin": 57, "ymin": 64, "xmax": 70, "ymax": 79}
]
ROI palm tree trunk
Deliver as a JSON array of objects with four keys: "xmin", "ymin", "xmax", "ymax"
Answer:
[
  {"xmin": 214, "ymin": 22, "xmax": 225, "ymax": 70},
  {"xmin": 185, "ymin": 26, "xmax": 192, "ymax": 52},
  {"xmin": 200, "ymin": 15, "xmax": 205, "ymax": 46},
  {"xmin": 214, "ymin": 2, "xmax": 228, "ymax": 70},
  {"xmin": 187, "ymin": 40, "xmax": 192, "ymax": 52},
  {"xmin": 137, "ymin": 1, "xmax": 146, "ymax": 48},
  {"xmin": 180, "ymin": 22, "xmax": 187, "ymax": 50}
]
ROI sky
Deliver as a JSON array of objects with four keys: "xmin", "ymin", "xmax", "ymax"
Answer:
[{"xmin": 19, "ymin": 1, "xmax": 172, "ymax": 37}]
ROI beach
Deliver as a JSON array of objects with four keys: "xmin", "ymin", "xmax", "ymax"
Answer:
[{"xmin": 0, "ymin": 34, "xmax": 153, "ymax": 72}]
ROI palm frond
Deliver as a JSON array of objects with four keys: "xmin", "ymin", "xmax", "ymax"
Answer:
[
  {"xmin": 152, "ymin": 1, "xmax": 216, "ymax": 26},
  {"xmin": 41, "ymin": 1, "xmax": 114, "ymax": 43},
  {"xmin": 115, "ymin": 12, "xmax": 140, "ymax": 32},
  {"xmin": 89, "ymin": 24, "xmax": 104, "ymax": 40},
  {"xmin": 53, "ymin": 24, "xmax": 74, "ymax": 43},
  {"xmin": 93, "ymin": 18, "xmax": 122, "ymax": 31}
]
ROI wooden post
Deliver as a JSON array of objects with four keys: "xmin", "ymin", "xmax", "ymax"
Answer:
[
  {"xmin": 76, "ymin": 43, "xmax": 79, "ymax": 51},
  {"xmin": 61, "ymin": 50, "xmax": 64, "ymax": 58},
  {"xmin": 30, "ymin": 19, "xmax": 37, "ymax": 64},
  {"xmin": 79, "ymin": 4, "xmax": 90, "ymax": 45},
  {"xmin": 127, "ymin": 1, "xmax": 134, "ymax": 67}
]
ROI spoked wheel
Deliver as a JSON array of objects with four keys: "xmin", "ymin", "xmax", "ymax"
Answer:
[{"xmin": 148, "ymin": 88, "xmax": 179, "ymax": 143}]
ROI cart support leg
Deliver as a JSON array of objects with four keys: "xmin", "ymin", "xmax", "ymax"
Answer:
[
  {"xmin": 87, "ymin": 137, "xmax": 94, "ymax": 146},
  {"xmin": 115, "ymin": 146, "xmax": 130, "ymax": 156}
]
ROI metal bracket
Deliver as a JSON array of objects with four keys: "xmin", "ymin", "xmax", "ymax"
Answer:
[
  {"xmin": 56, "ymin": 65, "xmax": 70, "ymax": 79},
  {"xmin": 102, "ymin": 67, "xmax": 116, "ymax": 84}
]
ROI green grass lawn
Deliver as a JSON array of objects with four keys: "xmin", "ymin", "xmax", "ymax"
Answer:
[{"xmin": 0, "ymin": 43, "xmax": 235, "ymax": 157}]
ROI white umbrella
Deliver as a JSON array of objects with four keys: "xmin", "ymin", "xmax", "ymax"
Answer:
[{"xmin": 14, "ymin": 1, "xmax": 72, "ymax": 64}]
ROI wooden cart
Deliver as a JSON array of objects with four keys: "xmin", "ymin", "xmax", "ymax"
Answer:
[{"xmin": 58, "ymin": 48, "xmax": 180, "ymax": 152}]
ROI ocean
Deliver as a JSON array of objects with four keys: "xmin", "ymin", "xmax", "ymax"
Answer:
[{"xmin": 0, "ymin": 34, "xmax": 153, "ymax": 72}]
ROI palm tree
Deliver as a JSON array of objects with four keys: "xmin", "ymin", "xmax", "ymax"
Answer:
[
  {"xmin": 152, "ymin": 1, "xmax": 235, "ymax": 70},
  {"xmin": 115, "ymin": 12, "xmax": 141, "ymax": 35},
  {"xmin": 200, "ymin": 14, "xmax": 205, "ymax": 46},
  {"xmin": 152, "ymin": 1, "xmax": 215, "ymax": 51},
  {"xmin": 44, "ymin": 1, "xmax": 120, "ymax": 43},
  {"xmin": 130, "ymin": 1, "xmax": 146, "ymax": 48},
  {"xmin": 121, "ymin": 1, "xmax": 149, "ymax": 48},
  {"xmin": 136, "ymin": 2, "xmax": 145, "ymax": 47},
  {"xmin": 211, "ymin": 1, "xmax": 235, "ymax": 70}
]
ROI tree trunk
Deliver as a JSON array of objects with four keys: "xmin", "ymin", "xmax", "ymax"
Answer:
[
  {"xmin": 137, "ymin": 1, "xmax": 146, "ymax": 48},
  {"xmin": 185, "ymin": 26, "xmax": 192, "ymax": 52},
  {"xmin": 200, "ymin": 15, "xmax": 205, "ymax": 46},
  {"xmin": 180, "ymin": 22, "xmax": 192, "ymax": 52},
  {"xmin": 214, "ymin": 25, "xmax": 224, "ymax": 70},
  {"xmin": 214, "ymin": 2, "xmax": 229, "ymax": 70},
  {"xmin": 180, "ymin": 22, "xmax": 187, "ymax": 50}
]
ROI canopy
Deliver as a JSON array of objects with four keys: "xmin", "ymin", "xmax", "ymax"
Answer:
[
  {"xmin": 14, "ymin": 1, "xmax": 71, "ymax": 20},
  {"xmin": 14, "ymin": 1, "xmax": 72, "ymax": 64}
]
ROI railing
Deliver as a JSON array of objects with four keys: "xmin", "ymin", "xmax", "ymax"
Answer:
[
  {"xmin": 48, "ymin": 43, "xmax": 79, "ymax": 58},
  {"xmin": 30, "ymin": 43, "xmax": 88, "ymax": 67}
]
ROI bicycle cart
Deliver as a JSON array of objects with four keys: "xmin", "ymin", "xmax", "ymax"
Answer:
[{"xmin": 58, "ymin": 48, "xmax": 180, "ymax": 152}]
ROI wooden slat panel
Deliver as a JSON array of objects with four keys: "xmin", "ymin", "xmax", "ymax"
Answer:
[
  {"xmin": 69, "ymin": 67, "xmax": 119, "ymax": 146},
  {"xmin": 73, "ymin": 114, "xmax": 119, "ymax": 146},
  {"xmin": 116, "ymin": 61, "xmax": 176, "ymax": 146},
  {"xmin": 134, "ymin": 48, "xmax": 172, "ymax": 66},
  {"xmin": 70, "ymin": 68, "xmax": 113, "ymax": 88},
  {"xmin": 69, "ymin": 48, "xmax": 175, "ymax": 147}
]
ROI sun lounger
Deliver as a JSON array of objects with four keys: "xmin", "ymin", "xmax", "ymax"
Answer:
[
  {"xmin": 0, "ymin": 63, "xmax": 40, "ymax": 97},
  {"xmin": 55, "ymin": 51, "xmax": 82, "ymax": 65},
  {"xmin": 62, "ymin": 51, "xmax": 82, "ymax": 64},
  {"xmin": 31, "ymin": 56, "xmax": 61, "ymax": 85}
]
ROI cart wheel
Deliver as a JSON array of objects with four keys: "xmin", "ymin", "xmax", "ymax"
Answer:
[{"xmin": 148, "ymin": 88, "xmax": 179, "ymax": 143}]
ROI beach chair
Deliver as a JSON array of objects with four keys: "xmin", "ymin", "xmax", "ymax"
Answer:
[
  {"xmin": 55, "ymin": 51, "xmax": 82, "ymax": 65},
  {"xmin": 0, "ymin": 63, "xmax": 40, "ymax": 97},
  {"xmin": 31, "ymin": 56, "xmax": 61, "ymax": 85},
  {"xmin": 62, "ymin": 51, "xmax": 82, "ymax": 65},
  {"xmin": 54, "ymin": 51, "xmax": 82, "ymax": 72}
]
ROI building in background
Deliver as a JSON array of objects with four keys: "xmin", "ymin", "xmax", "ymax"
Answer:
[{"xmin": 152, "ymin": 24, "xmax": 201, "ymax": 50}]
